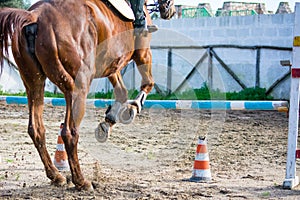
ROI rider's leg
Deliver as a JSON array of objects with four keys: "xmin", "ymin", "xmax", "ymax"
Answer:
[
  {"xmin": 130, "ymin": 0, "xmax": 158, "ymax": 35},
  {"xmin": 131, "ymin": 0, "xmax": 145, "ymax": 29}
]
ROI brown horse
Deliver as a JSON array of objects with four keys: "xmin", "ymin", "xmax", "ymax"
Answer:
[{"xmin": 0, "ymin": 0, "xmax": 175, "ymax": 190}]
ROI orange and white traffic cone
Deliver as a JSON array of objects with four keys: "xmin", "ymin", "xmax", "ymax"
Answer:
[
  {"xmin": 189, "ymin": 136, "xmax": 212, "ymax": 182},
  {"xmin": 53, "ymin": 123, "xmax": 69, "ymax": 171}
]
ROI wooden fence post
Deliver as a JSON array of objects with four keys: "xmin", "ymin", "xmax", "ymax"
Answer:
[{"xmin": 167, "ymin": 48, "xmax": 172, "ymax": 95}]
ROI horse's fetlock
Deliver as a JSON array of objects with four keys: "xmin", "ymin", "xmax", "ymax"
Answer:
[
  {"xmin": 105, "ymin": 102, "xmax": 123, "ymax": 124},
  {"xmin": 105, "ymin": 105, "xmax": 112, "ymax": 115},
  {"xmin": 28, "ymin": 126, "xmax": 34, "ymax": 138},
  {"xmin": 75, "ymin": 180, "xmax": 93, "ymax": 191},
  {"xmin": 131, "ymin": 90, "xmax": 148, "ymax": 113},
  {"xmin": 51, "ymin": 173, "xmax": 67, "ymax": 187}
]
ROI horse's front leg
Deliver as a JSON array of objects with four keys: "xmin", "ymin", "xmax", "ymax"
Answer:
[
  {"xmin": 95, "ymin": 72, "xmax": 133, "ymax": 142},
  {"xmin": 131, "ymin": 47, "xmax": 155, "ymax": 109},
  {"xmin": 95, "ymin": 45, "xmax": 154, "ymax": 143},
  {"xmin": 108, "ymin": 48, "xmax": 154, "ymax": 123}
]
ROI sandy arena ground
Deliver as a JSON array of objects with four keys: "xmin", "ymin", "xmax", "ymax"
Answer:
[{"xmin": 1, "ymin": 101, "xmax": 300, "ymax": 199}]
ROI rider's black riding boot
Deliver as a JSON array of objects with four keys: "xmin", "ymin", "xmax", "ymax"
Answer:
[{"xmin": 130, "ymin": 0, "xmax": 158, "ymax": 36}]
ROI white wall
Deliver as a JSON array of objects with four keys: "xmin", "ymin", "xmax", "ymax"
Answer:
[{"xmin": 0, "ymin": 58, "xmax": 25, "ymax": 93}]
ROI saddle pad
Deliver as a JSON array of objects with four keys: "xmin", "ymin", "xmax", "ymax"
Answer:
[{"xmin": 107, "ymin": 0, "xmax": 135, "ymax": 21}]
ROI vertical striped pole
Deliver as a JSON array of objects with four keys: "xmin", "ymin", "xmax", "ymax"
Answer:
[{"xmin": 283, "ymin": 2, "xmax": 300, "ymax": 189}]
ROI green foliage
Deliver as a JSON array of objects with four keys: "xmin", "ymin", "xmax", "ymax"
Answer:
[
  {"xmin": 173, "ymin": 83, "xmax": 226, "ymax": 100},
  {"xmin": 145, "ymin": 83, "xmax": 273, "ymax": 100},
  {"xmin": 0, "ymin": 0, "xmax": 31, "ymax": 9},
  {"xmin": 226, "ymin": 87, "xmax": 273, "ymax": 100},
  {"xmin": 127, "ymin": 89, "xmax": 139, "ymax": 99},
  {"xmin": 147, "ymin": 93, "xmax": 167, "ymax": 100},
  {"xmin": 89, "ymin": 90, "xmax": 114, "ymax": 99},
  {"xmin": 44, "ymin": 91, "xmax": 64, "ymax": 98},
  {"xmin": 0, "ymin": 89, "xmax": 26, "ymax": 96}
]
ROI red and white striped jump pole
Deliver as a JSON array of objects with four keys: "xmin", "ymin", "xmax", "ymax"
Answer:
[{"xmin": 283, "ymin": 2, "xmax": 300, "ymax": 189}]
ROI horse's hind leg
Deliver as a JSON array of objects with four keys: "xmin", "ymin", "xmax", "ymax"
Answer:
[
  {"xmin": 18, "ymin": 68, "xmax": 66, "ymax": 186},
  {"xmin": 14, "ymin": 39, "xmax": 66, "ymax": 186},
  {"xmin": 26, "ymin": 80, "xmax": 66, "ymax": 186}
]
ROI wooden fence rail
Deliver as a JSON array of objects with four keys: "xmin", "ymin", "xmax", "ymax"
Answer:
[{"xmin": 141, "ymin": 44, "xmax": 292, "ymax": 96}]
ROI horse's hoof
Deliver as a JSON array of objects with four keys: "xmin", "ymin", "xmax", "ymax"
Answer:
[
  {"xmin": 95, "ymin": 122, "xmax": 111, "ymax": 143},
  {"xmin": 118, "ymin": 105, "xmax": 137, "ymax": 124},
  {"xmin": 51, "ymin": 174, "xmax": 67, "ymax": 187},
  {"xmin": 76, "ymin": 180, "xmax": 94, "ymax": 191}
]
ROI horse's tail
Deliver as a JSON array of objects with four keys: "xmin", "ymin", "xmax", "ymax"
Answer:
[{"xmin": 0, "ymin": 8, "xmax": 35, "ymax": 75}]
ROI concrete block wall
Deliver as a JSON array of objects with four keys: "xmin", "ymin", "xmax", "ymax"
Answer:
[{"xmin": 153, "ymin": 13, "xmax": 294, "ymax": 47}]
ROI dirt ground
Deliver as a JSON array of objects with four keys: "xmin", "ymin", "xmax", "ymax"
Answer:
[{"xmin": 1, "ymin": 101, "xmax": 300, "ymax": 199}]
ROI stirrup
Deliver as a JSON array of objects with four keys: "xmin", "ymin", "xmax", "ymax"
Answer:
[
  {"xmin": 134, "ymin": 25, "xmax": 158, "ymax": 37},
  {"xmin": 134, "ymin": 27, "xmax": 148, "ymax": 36},
  {"xmin": 147, "ymin": 24, "xmax": 158, "ymax": 33}
]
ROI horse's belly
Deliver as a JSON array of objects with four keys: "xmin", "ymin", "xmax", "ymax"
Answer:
[
  {"xmin": 94, "ymin": 42, "xmax": 134, "ymax": 78},
  {"xmin": 94, "ymin": 55, "xmax": 132, "ymax": 78}
]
